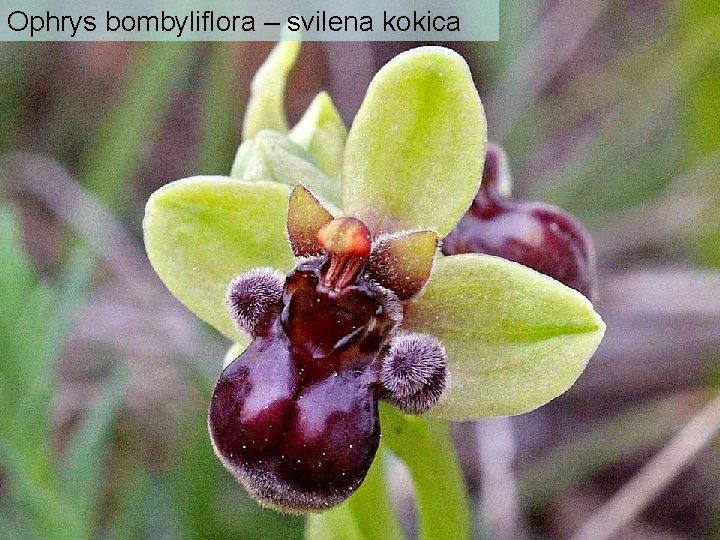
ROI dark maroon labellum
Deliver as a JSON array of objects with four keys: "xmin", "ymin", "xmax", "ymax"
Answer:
[
  {"xmin": 443, "ymin": 143, "xmax": 598, "ymax": 299},
  {"xmin": 209, "ymin": 198, "xmax": 448, "ymax": 513},
  {"xmin": 209, "ymin": 259, "xmax": 392, "ymax": 512}
]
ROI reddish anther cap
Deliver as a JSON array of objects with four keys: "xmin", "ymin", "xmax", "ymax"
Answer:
[{"xmin": 317, "ymin": 217, "xmax": 372, "ymax": 260}]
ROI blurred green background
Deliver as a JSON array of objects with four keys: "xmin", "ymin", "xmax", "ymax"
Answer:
[{"xmin": 1, "ymin": 0, "xmax": 719, "ymax": 538}]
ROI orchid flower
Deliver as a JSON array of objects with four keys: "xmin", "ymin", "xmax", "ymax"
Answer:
[{"xmin": 143, "ymin": 40, "xmax": 605, "ymax": 536}]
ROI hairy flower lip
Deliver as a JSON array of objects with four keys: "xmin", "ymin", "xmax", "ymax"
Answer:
[
  {"xmin": 208, "ymin": 321, "xmax": 379, "ymax": 514},
  {"xmin": 210, "ymin": 252, "xmax": 398, "ymax": 512},
  {"xmin": 210, "ymin": 226, "xmax": 453, "ymax": 510}
]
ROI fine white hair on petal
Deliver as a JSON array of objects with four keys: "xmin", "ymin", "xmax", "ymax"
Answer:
[
  {"xmin": 226, "ymin": 268, "xmax": 285, "ymax": 337},
  {"xmin": 380, "ymin": 332, "xmax": 447, "ymax": 414},
  {"xmin": 367, "ymin": 228, "xmax": 439, "ymax": 301},
  {"xmin": 295, "ymin": 255, "xmax": 326, "ymax": 267},
  {"xmin": 371, "ymin": 228, "xmax": 436, "ymax": 247},
  {"xmin": 364, "ymin": 280, "xmax": 404, "ymax": 329}
]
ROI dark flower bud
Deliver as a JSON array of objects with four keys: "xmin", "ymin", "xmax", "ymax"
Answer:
[
  {"xmin": 379, "ymin": 333, "xmax": 447, "ymax": 414},
  {"xmin": 226, "ymin": 268, "xmax": 284, "ymax": 337},
  {"xmin": 443, "ymin": 143, "xmax": 598, "ymax": 299}
]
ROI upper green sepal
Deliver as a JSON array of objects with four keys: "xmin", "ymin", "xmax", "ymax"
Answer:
[
  {"xmin": 232, "ymin": 130, "xmax": 341, "ymax": 206},
  {"xmin": 143, "ymin": 176, "xmax": 294, "ymax": 342},
  {"xmin": 290, "ymin": 91, "xmax": 347, "ymax": 179},
  {"xmin": 229, "ymin": 140, "xmax": 257, "ymax": 179},
  {"xmin": 242, "ymin": 40, "xmax": 301, "ymax": 140},
  {"xmin": 342, "ymin": 46, "xmax": 487, "ymax": 237},
  {"xmin": 403, "ymin": 254, "xmax": 605, "ymax": 420}
]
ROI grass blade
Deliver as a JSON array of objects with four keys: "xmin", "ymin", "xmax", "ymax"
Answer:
[{"xmin": 62, "ymin": 367, "xmax": 130, "ymax": 528}]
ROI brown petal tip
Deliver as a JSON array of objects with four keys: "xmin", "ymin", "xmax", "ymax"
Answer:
[
  {"xmin": 367, "ymin": 230, "xmax": 438, "ymax": 301},
  {"xmin": 287, "ymin": 185, "xmax": 334, "ymax": 257}
]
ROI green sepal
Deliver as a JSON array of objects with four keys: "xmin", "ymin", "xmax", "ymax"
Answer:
[
  {"xmin": 143, "ymin": 176, "xmax": 294, "ymax": 341},
  {"xmin": 404, "ymin": 254, "xmax": 606, "ymax": 420},
  {"xmin": 229, "ymin": 140, "xmax": 256, "ymax": 179},
  {"xmin": 242, "ymin": 40, "xmax": 301, "ymax": 140},
  {"xmin": 290, "ymin": 92, "xmax": 348, "ymax": 179},
  {"xmin": 236, "ymin": 130, "xmax": 341, "ymax": 207},
  {"xmin": 342, "ymin": 47, "xmax": 486, "ymax": 237}
]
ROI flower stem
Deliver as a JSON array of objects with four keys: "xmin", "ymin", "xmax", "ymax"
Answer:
[
  {"xmin": 380, "ymin": 404, "xmax": 471, "ymax": 540},
  {"xmin": 305, "ymin": 449, "xmax": 403, "ymax": 540}
]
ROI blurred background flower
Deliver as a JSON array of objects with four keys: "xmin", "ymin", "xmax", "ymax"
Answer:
[{"xmin": 0, "ymin": 1, "xmax": 719, "ymax": 538}]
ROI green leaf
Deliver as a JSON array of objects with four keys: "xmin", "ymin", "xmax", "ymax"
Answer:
[
  {"xmin": 0, "ymin": 509, "xmax": 38, "ymax": 540},
  {"xmin": 404, "ymin": 254, "xmax": 605, "ymax": 420},
  {"xmin": 0, "ymin": 205, "xmax": 56, "ymax": 452},
  {"xmin": 80, "ymin": 43, "xmax": 194, "ymax": 212},
  {"xmin": 197, "ymin": 43, "xmax": 241, "ymax": 174},
  {"xmin": 0, "ymin": 206, "xmax": 37, "ymax": 312},
  {"xmin": 242, "ymin": 40, "xmax": 301, "ymax": 140},
  {"xmin": 239, "ymin": 130, "xmax": 341, "ymax": 206},
  {"xmin": 304, "ymin": 450, "xmax": 403, "ymax": 540},
  {"xmin": 62, "ymin": 367, "xmax": 129, "ymax": 529},
  {"xmin": 304, "ymin": 501, "xmax": 362, "ymax": 540},
  {"xmin": 380, "ymin": 407, "xmax": 471, "ymax": 540},
  {"xmin": 103, "ymin": 468, "xmax": 152, "ymax": 540},
  {"xmin": 0, "ymin": 440, "xmax": 84, "ymax": 540},
  {"xmin": 0, "ymin": 206, "xmax": 84, "ymax": 539},
  {"xmin": 290, "ymin": 92, "xmax": 348, "ymax": 178},
  {"xmin": 342, "ymin": 47, "xmax": 486, "ymax": 237},
  {"xmin": 42, "ymin": 249, "xmax": 94, "ymax": 365},
  {"xmin": 143, "ymin": 176, "xmax": 294, "ymax": 341},
  {"xmin": 676, "ymin": 3, "xmax": 720, "ymax": 267}
]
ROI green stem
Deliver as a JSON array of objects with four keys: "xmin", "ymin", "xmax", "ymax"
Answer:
[
  {"xmin": 305, "ymin": 449, "xmax": 403, "ymax": 540},
  {"xmin": 380, "ymin": 404, "xmax": 471, "ymax": 540}
]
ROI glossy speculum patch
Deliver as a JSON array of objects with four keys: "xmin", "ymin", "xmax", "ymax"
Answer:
[{"xmin": 208, "ymin": 186, "xmax": 446, "ymax": 512}]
